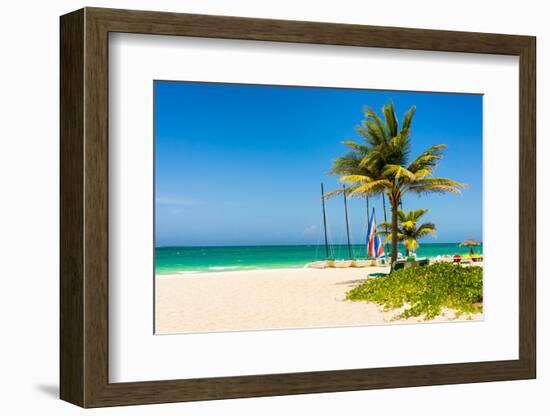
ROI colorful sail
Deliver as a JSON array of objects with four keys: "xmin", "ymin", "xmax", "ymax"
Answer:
[
  {"xmin": 373, "ymin": 229, "xmax": 384, "ymax": 258},
  {"xmin": 366, "ymin": 207, "xmax": 385, "ymax": 258}
]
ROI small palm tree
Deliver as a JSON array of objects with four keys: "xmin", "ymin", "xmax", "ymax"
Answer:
[
  {"xmin": 327, "ymin": 101, "xmax": 466, "ymax": 266},
  {"xmin": 378, "ymin": 209, "xmax": 436, "ymax": 257}
]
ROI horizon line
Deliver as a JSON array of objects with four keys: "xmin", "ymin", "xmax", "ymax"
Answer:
[{"xmin": 155, "ymin": 241, "xmax": 482, "ymax": 249}]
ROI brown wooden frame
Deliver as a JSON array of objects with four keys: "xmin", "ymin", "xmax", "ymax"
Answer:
[{"xmin": 60, "ymin": 7, "xmax": 536, "ymax": 408}]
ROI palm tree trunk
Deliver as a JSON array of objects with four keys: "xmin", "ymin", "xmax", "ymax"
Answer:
[
  {"xmin": 391, "ymin": 202, "xmax": 399, "ymax": 266},
  {"xmin": 382, "ymin": 194, "xmax": 389, "ymax": 258}
]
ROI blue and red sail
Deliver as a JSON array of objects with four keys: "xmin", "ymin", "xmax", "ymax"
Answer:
[{"xmin": 366, "ymin": 207, "xmax": 385, "ymax": 258}]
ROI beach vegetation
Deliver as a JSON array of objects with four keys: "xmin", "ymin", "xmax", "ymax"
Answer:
[
  {"xmin": 326, "ymin": 102, "xmax": 466, "ymax": 265},
  {"xmin": 346, "ymin": 262, "xmax": 483, "ymax": 320}
]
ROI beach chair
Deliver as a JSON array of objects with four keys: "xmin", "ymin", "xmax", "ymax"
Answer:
[
  {"xmin": 453, "ymin": 254, "xmax": 462, "ymax": 263},
  {"xmin": 418, "ymin": 258, "xmax": 429, "ymax": 267},
  {"xmin": 392, "ymin": 261, "xmax": 406, "ymax": 272},
  {"xmin": 471, "ymin": 254, "xmax": 483, "ymax": 263},
  {"xmin": 368, "ymin": 272, "xmax": 388, "ymax": 278}
]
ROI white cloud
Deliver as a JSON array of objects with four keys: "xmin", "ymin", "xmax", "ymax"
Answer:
[
  {"xmin": 302, "ymin": 224, "xmax": 318, "ymax": 236},
  {"xmin": 155, "ymin": 195, "xmax": 204, "ymax": 207}
]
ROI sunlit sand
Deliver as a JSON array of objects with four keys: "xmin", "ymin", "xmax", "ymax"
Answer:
[{"xmin": 155, "ymin": 266, "xmax": 482, "ymax": 334}]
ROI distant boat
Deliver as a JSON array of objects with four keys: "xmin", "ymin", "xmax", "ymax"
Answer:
[
  {"xmin": 304, "ymin": 259, "xmax": 336, "ymax": 269},
  {"xmin": 305, "ymin": 260, "xmax": 328, "ymax": 269},
  {"xmin": 333, "ymin": 260, "xmax": 353, "ymax": 268},
  {"xmin": 351, "ymin": 259, "xmax": 371, "ymax": 268},
  {"xmin": 304, "ymin": 259, "xmax": 375, "ymax": 269}
]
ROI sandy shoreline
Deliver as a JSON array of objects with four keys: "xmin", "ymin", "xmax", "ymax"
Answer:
[{"xmin": 155, "ymin": 266, "xmax": 482, "ymax": 334}]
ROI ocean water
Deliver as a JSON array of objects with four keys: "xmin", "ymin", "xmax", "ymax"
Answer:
[{"xmin": 155, "ymin": 243, "xmax": 483, "ymax": 275}]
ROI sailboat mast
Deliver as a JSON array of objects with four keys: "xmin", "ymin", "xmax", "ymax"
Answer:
[
  {"xmin": 320, "ymin": 183, "xmax": 329, "ymax": 259},
  {"xmin": 366, "ymin": 196, "xmax": 370, "ymax": 225},
  {"xmin": 342, "ymin": 185, "xmax": 352, "ymax": 259}
]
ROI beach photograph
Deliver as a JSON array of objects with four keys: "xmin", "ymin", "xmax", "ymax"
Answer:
[{"xmin": 154, "ymin": 81, "xmax": 483, "ymax": 334}]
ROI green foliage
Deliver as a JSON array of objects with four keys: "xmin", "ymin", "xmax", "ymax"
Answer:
[
  {"xmin": 377, "ymin": 208, "xmax": 436, "ymax": 255},
  {"xmin": 346, "ymin": 263, "xmax": 483, "ymax": 320}
]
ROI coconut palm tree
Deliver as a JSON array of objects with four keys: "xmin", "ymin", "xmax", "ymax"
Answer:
[
  {"xmin": 377, "ymin": 209, "xmax": 436, "ymax": 257},
  {"xmin": 326, "ymin": 101, "xmax": 466, "ymax": 266}
]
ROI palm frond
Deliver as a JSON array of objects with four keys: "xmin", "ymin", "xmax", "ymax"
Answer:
[
  {"xmin": 409, "ymin": 208, "xmax": 429, "ymax": 220},
  {"xmin": 411, "ymin": 167, "xmax": 434, "ymax": 179},
  {"xmin": 339, "ymin": 174, "xmax": 373, "ymax": 184},
  {"xmin": 382, "ymin": 164, "xmax": 416, "ymax": 180},
  {"xmin": 407, "ymin": 144, "xmax": 446, "ymax": 173},
  {"xmin": 323, "ymin": 188, "xmax": 346, "ymax": 199},
  {"xmin": 408, "ymin": 177, "xmax": 467, "ymax": 195},
  {"xmin": 415, "ymin": 223, "xmax": 436, "ymax": 238},
  {"xmin": 328, "ymin": 154, "xmax": 363, "ymax": 175},
  {"xmin": 397, "ymin": 210, "xmax": 407, "ymax": 222},
  {"xmin": 401, "ymin": 106, "xmax": 416, "ymax": 131},
  {"xmin": 358, "ymin": 147, "xmax": 384, "ymax": 169},
  {"xmin": 377, "ymin": 222, "xmax": 392, "ymax": 232},
  {"xmin": 348, "ymin": 179, "xmax": 391, "ymax": 196},
  {"xmin": 383, "ymin": 233, "xmax": 404, "ymax": 244},
  {"xmin": 342, "ymin": 141, "xmax": 370, "ymax": 153},
  {"xmin": 387, "ymin": 133, "xmax": 411, "ymax": 166},
  {"xmin": 363, "ymin": 107, "xmax": 388, "ymax": 145},
  {"xmin": 400, "ymin": 220, "xmax": 416, "ymax": 230},
  {"xmin": 408, "ymin": 184, "xmax": 463, "ymax": 195},
  {"xmin": 382, "ymin": 101, "xmax": 398, "ymax": 137}
]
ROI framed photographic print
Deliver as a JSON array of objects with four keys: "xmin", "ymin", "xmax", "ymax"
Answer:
[{"xmin": 60, "ymin": 7, "xmax": 536, "ymax": 408}]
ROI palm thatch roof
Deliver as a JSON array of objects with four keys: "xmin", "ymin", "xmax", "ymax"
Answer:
[{"xmin": 459, "ymin": 239, "xmax": 481, "ymax": 247}]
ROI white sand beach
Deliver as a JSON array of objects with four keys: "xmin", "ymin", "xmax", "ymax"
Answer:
[{"xmin": 155, "ymin": 266, "xmax": 482, "ymax": 334}]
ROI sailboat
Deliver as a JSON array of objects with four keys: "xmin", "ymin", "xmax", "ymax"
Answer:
[
  {"xmin": 333, "ymin": 185, "xmax": 354, "ymax": 268},
  {"xmin": 305, "ymin": 183, "xmax": 372, "ymax": 269},
  {"xmin": 305, "ymin": 183, "xmax": 335, "ymax": 269}
]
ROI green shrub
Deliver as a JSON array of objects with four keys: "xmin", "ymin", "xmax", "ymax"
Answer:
[{"xmin": 346, "ymin": 262, "xmax": 483, "ymax": 320}]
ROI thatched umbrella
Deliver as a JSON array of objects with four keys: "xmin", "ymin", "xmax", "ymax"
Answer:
[
  {"xmin": 459, "ymin": 239, "xmax": 481, "ymax": 247},
  {"xmin": 459, "ymin": 239, "xmax": 481, "ymax": 256}
]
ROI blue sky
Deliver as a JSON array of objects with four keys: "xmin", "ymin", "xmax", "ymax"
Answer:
[{"xmin": 155, "ymin": 81, "xmax": 482, "ymax": 247}]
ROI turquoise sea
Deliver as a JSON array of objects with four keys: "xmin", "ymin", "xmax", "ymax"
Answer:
[{"xmin": 155, "ymin": 243, "xmax": 483, "ymax": 275}]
